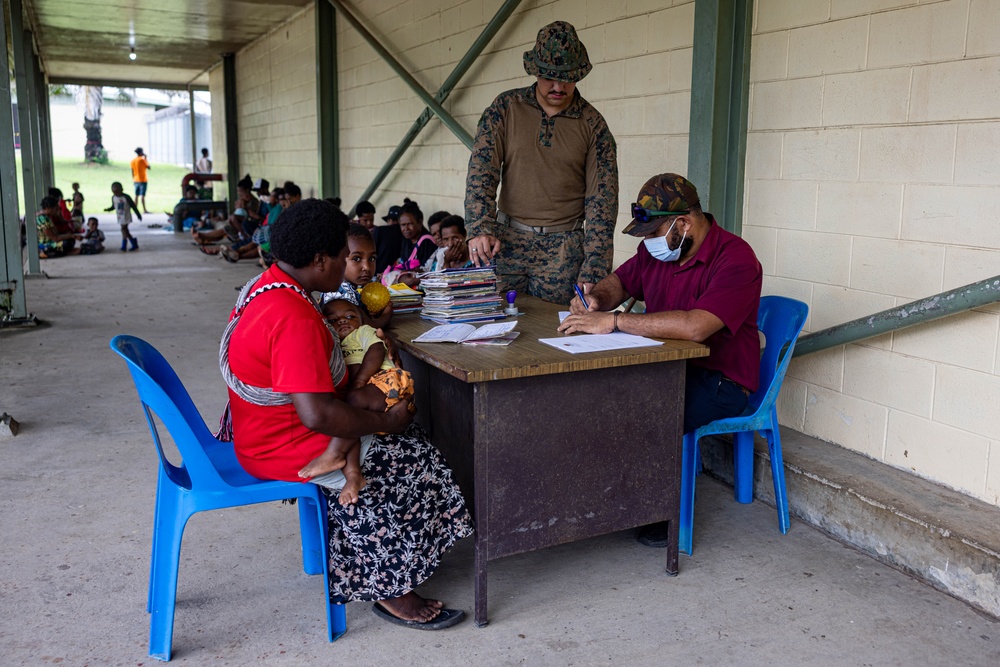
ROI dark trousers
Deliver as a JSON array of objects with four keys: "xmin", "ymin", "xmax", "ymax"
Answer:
[{"xmin": 684, "ymin": 365, "xmax": 750, "ymax": 434}]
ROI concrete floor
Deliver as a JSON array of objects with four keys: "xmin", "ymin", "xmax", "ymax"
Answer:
[{"xmin": 2, "ymin": 216, "xmax": 998, "ymax": 666}]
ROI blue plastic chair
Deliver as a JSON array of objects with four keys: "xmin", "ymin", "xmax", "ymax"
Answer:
[
  {"xmin": 678, "ymin": 296, "xmax": 808, "ymax": 555},
  {"xmin": 110, "ymin": 335, "xmax": 346, "ymax": 661}
]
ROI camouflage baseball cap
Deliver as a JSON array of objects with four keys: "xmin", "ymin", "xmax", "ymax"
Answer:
[
  {"xmin": 622, "ymin": 173, "xmax": 701, "ymax": 236},
  {"xmin": 523, "ymin": 21, "xmax": 592, "ymax": 83}
]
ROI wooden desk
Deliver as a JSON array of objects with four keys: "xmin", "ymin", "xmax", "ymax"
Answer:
[{"xmin": 390, "ymin": 297, "xmax": 709, "ymax": 626}]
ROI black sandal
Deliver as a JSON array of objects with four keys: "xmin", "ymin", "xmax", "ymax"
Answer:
[{"xmin": 372, "ymin": 602, "xmax": 465, "ymax": 631}]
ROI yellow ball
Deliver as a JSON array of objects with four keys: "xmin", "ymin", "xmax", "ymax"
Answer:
[{"xmin": 360, "ymin": 282, "xmax": 391, "ymax": 316}]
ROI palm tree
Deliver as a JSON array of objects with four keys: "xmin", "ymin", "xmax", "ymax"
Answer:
[{"xmin": 75, "ymin": 85, "xmax": 106, "ymax": 163}]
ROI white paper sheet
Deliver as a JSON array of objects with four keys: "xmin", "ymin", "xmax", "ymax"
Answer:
[{"xmin": 537, "ymin": 332, "xmax": 664, "ymax": 354}]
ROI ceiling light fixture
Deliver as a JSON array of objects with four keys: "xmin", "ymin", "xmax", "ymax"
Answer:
[{"xmin": 129, "ymin": 47, "xmax": 136, "ymax": 61}]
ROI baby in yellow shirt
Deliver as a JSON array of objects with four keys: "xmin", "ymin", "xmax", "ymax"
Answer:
[{"xmin": 299, "ymin": 298, "xmax": 414, "ymax": 505}]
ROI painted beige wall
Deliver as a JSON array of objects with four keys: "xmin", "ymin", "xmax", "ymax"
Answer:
[
  {"xmin": 744, "ymin": 0, "xmax": 1000, "ymax": 505},
  {"xmin": 209, "ymin": 6, "xmax": 320, "ymax": 199}
]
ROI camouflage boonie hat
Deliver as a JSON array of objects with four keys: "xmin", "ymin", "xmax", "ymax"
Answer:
[
  {"xmin": 622, "ymin": 173, "xmax": 701, "ymax": 236},
  {"xmin": 523, "ymin": 21, "xmax": 592, "ymax": 83}
]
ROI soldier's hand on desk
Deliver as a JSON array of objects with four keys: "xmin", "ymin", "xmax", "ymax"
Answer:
[
  {"xmin": 468, "ymin": 234, "xmax": 501, "ymax": 266},
  {"xmin": 384, "ymin": 396, "xmax": 415, "ymax": 433},
  {"xmin": 558, "ymin": 311, "xmax": 615, "ymax": 335}
]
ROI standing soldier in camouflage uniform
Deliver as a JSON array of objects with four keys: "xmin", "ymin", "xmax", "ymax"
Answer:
[{"xmin": 464, "ymin": 21, "xmax": 619, "ymax": 304}]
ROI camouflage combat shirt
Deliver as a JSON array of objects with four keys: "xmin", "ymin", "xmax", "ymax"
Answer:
[{"xmin": 464, "ymin": 84, "xmax": 619, "ymax": 284}]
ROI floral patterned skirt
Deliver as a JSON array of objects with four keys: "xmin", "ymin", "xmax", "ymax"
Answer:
[{"xmin": 321, "ymin": 423, "xmax": 473, "ymax": 602}]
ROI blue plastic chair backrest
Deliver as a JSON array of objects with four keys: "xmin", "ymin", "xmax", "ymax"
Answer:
[
  {"xmin": 110, "ymin": 335, "xmax": 228, "ymax": 493},
  {"xmin": 748, "ymin": 296, "xmax": 809, "ymax": 413}
]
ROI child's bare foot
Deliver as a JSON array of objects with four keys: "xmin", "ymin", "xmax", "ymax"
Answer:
[
  {"xmin": 298, "ymin": 450, "xmax": 346, "ymax": 479},
  {"xmin": 338, "ymin": 470, "xmax": 366, "ymax": 506}
]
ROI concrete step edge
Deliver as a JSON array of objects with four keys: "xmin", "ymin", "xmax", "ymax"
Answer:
[{"xmin": 698, "ymin": 427, "xmax": 1000, "ymax": 619}]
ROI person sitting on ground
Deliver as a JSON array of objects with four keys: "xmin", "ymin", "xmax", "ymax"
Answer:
[
  {"xmin": 355, "ymin": 200, "xmax": 376, "ymax": 230},
  {"xmin": 558, "ymin": 173, "xmax": 762, "ymax": 549},
  {"xmin": 105, "ymin": 181, "xmax": 141, "ymax": 252},
  {"xmin": 197, "ymin": 209, "xmax": 253, "ymax": 258},
  {"xmin": 383, "ymin": 200, "xmax": 437, "ymax": 287},
  {"xmin": 372, "ymin": 204, "xmax": 403, "ymax": 276},
  {"xmin": 221, "ymin": 197, "xmax": 472, "ymax": 629},
  {"xmin": 254, "ymin": 188, "xmax": 284, "ymax": 269},
  {"xmin": 427, "ymin": 210, "xmax": 451, "ymax": 247},
  {"xmin": 173, "ymin": 185, "xmax": 203, "ymax": 231},
  {"xmin": 300, "ymin": 297, "xmax": 414, "ymax": 505},
  {"xmin": 235, "ymin": 174, "xmax": 263, "ymax": 234},
  {"xmin": 80, "ymin": 217, "xmax": 105, "ymax": 255},
  {"xmin": 48, "ymin": 187, "xmax": 76, "ymax": 234},
  {"xmin": 322, "ymin": 223, "xmax": 393, "ymax": 329},
  {"xmin": 36, "ymin": 196, "xmax": 82, "ymax": 258}
]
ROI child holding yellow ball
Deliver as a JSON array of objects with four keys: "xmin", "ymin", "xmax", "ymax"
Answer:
[{"xmin": 322, "ymin": 223, "xmax": 393, "ymax": 329}]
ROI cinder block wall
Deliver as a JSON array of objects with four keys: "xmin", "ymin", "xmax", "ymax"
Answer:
[
  {"xmin": 209, "ymin": 6, "xmax": 320, "ymax": 198},
  {"xmin": 743, "ymin": 0, "xmax": 1000, "ymax": 506}
]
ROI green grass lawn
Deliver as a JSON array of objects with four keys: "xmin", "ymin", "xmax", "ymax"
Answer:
[{"xmin": 15, "ymin": 156, "xmax": 205, "ymax": 216}]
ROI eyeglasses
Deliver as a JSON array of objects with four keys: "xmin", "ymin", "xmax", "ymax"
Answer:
[{"xmin": 630, "ymin": 203, "xmax": 687, "ymax": 223}]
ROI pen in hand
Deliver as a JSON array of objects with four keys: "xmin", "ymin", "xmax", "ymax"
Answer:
[{"xmin": 573, "ymin": 284, "xmax": 590, "ymax": 310}]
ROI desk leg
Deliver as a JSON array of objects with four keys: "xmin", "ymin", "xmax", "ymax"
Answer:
[
  {"xmin": 666, "ymin": 517, "xmax": 679, "ymax": 576},
  {"xmin": 474, "ymin": 538, "xmax": 488, "ymax": 627}
]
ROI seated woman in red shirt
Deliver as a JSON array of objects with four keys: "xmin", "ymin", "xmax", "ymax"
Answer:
[{"xmin": 221, "ymin": 198, "xmax": 473, "ymax": 630}]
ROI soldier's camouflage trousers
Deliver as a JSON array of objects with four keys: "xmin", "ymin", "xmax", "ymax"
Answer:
[{"xmin": 496, "ymin": 223, "xmax": 583, "ymax": 305}]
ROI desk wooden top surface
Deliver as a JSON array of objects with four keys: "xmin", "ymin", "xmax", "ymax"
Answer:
[{"xmin": 389, "ymin": 296, "xmax": 709, "ymax": 383}]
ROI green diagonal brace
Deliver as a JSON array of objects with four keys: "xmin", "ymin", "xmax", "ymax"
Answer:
[
  {"xmin": 793, "ymin": 275, "xmax": 1000, "ymax": 357},
  {"xmin": 325, "ymin": 0, "xmax": 474, "ymax": 149},
  {"xmin": 349, "ymin": 0, "xmax": 524, "ymax": 214}
]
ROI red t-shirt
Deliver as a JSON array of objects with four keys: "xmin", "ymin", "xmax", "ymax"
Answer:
[
  {"xmin": 227, "ymin": 265, "xmax": 347, "ymax": 481},
  {"xmin": 614, "ymin": 215, "xmax": 763, "ymax": 392}
]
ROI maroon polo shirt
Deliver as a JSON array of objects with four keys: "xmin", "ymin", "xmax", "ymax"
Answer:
[{"xmin": 614, "ymin": 215, "xmax": 762, "ymax": 392}]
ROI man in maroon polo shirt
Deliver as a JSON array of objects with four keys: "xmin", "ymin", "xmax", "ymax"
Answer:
[{"xmin": 559, "ymin": 173, "xmax": 762, "ymax": 547}]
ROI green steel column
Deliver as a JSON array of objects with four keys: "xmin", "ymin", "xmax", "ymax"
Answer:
[
  {"xmin": 687, "ymin": 0, "xmax": 752, "ymax": 234},
  {"xmin": 189, "ymin": 87, "xmax": 197, "ymax": 171},
  {"xmin": 34, "ymin": 56, "xmax": 54, "ymax": 188},
  {"xmin": 222, "ymin": 54, "xmax": 239, "ymax": 207},
  {"xmin": 10, "ymin": 3, "xmax": 41, "ymax": 275},
  {"xmin": 0, "ymin": 0, "xmax": 28, "ymax": 320},
  {"xmin": 325, "ymin": 0, "xmax": 473, "ymax": 149},
  {"xmin": 351, "ymin": 0, "xmax": 524, "ymax": 213},
  {"xmin": 316, "ymin": 0, "xmax": 339, "ymax": 199},
  {"xmin": 793, "ymin": 276, "xmax": 1000, "ymax": 357}
]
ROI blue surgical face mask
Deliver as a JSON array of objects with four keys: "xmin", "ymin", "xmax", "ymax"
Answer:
[{"xmin": 643, "ymin": 220, "xmax": 686, "ymax": 262}]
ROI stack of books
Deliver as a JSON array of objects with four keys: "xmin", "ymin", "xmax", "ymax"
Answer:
[
  {"xmin": 387, "ymin": 283, "xmax": 423, "ymax": 314},
  {"xmin": 419, "ymin": 267, "xmax": 505, "ymax": 323}
]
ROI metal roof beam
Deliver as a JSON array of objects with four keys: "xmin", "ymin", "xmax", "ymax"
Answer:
[{"xmin": 48, "ymin": 77, "xmax": 210, "ymax": 91}]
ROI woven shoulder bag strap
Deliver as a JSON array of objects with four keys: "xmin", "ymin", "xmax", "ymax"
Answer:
[{"xmin": 219, "ymin": 274, "xmax": 346, "ymax": 407}]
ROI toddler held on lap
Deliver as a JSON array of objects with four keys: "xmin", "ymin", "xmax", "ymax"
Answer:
[{"xmin": 300, "ymin": 297, "xmax": 413, "ymax": 506}]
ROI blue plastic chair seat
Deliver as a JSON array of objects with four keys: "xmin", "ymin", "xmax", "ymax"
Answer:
[
  {"xmin": 111, "ymin": 335, "xmax": 345, "ymax": 661},
  {"xmin": 678, "ymin": 296, "xmax": 809, "ymax": 555}
]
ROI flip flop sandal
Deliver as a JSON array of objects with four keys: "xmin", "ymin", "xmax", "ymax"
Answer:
[
  {"xmin": 222, "ymin": 248, "xmax": 239, "ymax": 263},
  {"xmin": 372, "ymin": 602, "xmax": 465, "ymax": 631},
  {"xmin": 198, "ymin": 245, "xmax": 217, "ymax": 255}
]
